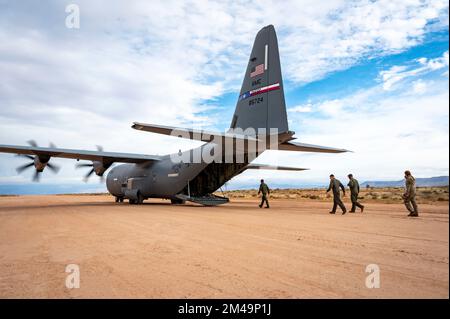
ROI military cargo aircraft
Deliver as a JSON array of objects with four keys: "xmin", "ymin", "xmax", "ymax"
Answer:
[{"xmin": 0, "ymin": 25, "xmax": 349, "ymax": 206}]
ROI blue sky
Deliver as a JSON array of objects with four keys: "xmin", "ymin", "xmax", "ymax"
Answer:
[{"xmin": 0, "ymin": 0, "xmax": 448, "ymax": 194}]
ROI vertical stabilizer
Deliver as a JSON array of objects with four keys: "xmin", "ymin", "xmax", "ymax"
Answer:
[{"xmin": 230, "ymin": 25, "xmax": 288, "ymax": 135}]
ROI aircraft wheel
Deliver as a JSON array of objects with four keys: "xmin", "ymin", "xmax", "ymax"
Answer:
[
  {"xmin": 129, "ymin": 199, "xmax": 136, "ymax": 205},
  {"xmin": 119, "ymin": 198, "xmax": 124, "ymax": 203}
]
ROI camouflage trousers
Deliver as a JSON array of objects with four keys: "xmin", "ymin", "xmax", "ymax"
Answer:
[
  {"xmin": 331, "ymin": 196, "xmax": 346, "ymax": 213},
  {"xmin": 350, "ymin": 193, "xmax": 364, "ymax": 212},
  {"xmin": 404, "ymin": 195, "xmax": 418, "ymax": 214},
  {"xmin": 259, "ymin": 194, "xmax": 269, "ymax": 208}
]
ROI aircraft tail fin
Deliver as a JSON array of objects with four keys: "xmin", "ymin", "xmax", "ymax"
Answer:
[{"xmin": 229, "ymin": 25, "xmax": 288, "ymax": 136}]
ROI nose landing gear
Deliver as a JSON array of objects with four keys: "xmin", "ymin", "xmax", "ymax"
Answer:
[{"xmin": 115, "ymin": 197, "xmax": 124, "ymax": 203}]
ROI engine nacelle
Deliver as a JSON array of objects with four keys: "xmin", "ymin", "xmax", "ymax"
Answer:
[
  {"xmin": 92, "ymin": 161, "xmax": 110, "ymax": 176},
  {"xmin": 34, "ymin": 155, "xmax": 50, "ymax": 172}
]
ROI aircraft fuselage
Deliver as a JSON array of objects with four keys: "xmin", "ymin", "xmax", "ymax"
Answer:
[{"xmin": 106, "ymin": 145, "xmax": 250, "ymax": 201}]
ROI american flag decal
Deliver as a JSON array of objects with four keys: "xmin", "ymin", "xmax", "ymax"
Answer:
[
  {"xmin": 250, "ymin": 64, "xmax": 264, "ymax": 78},
  {"xmin": 239, "ymin": 83, "xmax": 280, "ymax": 101}
]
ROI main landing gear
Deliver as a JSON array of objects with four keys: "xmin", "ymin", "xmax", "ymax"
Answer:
[
  {"xmin": 115, "ymin": 192, "xmax": 145, "ymax": 205},
  {"xmin": 128, "ymin": 192, "xmax": 144, "ymax": 205}
]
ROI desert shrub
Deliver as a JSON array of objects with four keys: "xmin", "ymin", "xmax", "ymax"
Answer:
[{"xmin": 309, "ymin": 195, "xmax": 319, "ymax": 200}]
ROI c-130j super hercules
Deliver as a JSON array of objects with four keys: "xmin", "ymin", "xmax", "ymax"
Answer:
[{"xmin": 0, "ymin": 25, "xmax": 349, "ymax": 206}]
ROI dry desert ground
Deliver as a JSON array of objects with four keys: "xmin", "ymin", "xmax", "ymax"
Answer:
[{"xmin": 0, "ymin": 193, "xmax": 448, "ymax": 298}]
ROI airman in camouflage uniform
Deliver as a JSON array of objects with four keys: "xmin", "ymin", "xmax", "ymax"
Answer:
[
  {"xmin": 403, "ymin": 170, "xmax": 418, "ymax": 217},
  {"xmin": 327, "ymin": 174, "xmax": 347, "ymax": 214},
  {"xmin": 258, "ymin": 179, "xmax": 270, "ymax": 208},
  {"xmin": 347, "ymin": 174, "xmax": 364, "ymax": 213}
]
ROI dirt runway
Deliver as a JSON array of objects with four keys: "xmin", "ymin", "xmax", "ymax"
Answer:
[{"xmin": 0, "ymin": 195, "xmax": 448, "ymax": 298}]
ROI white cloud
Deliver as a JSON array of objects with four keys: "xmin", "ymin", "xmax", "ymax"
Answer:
[
  {"xmin": 317, "ymin": 99, "xmax": 347, "ymax": 117},
  {"xmin": 289, "ymin": 104, "xmax": 313, "ymax": 113},
  {"xmin": 379, "ymin": 65, "xmax": 410, "ymax": 90},
  {"xmin": 412, "ymin": 79, "xmax": 428, "ymax": 94},
  {"xmin": 278, "ymin": 0, "xmax": 449, "ymax": 83},
  {"xmin": 418, "ymin": 51, "xmax": 449, "ymax": 70},
  {"xmin": 379, "ymin": 50, "xmax": 449, "ymax": 90}
]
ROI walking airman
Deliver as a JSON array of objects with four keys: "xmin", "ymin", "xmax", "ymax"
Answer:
[{"xmin": 327, "ymin": 174, "xmax": 347, "ymax": 214}]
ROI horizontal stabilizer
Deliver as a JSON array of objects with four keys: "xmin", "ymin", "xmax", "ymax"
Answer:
[
  {"xmin": 246, "ymin": 163, "xmax": 308, "ymax": 171},
  {"xmin": 132, "ymin": 122, "xmax": 260, "ymax": 142},
  {"xmin": 278, "ymin": 141, "xmax": 350, "ymax": 153}
]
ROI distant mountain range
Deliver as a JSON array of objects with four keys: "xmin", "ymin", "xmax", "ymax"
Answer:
[
  {"xmin": 360, "ymin": 176, "xmax": 449, "ymax": 188},
  {"xmin": 0, "ymin": 176, "xmax": 448, "ymax": 195},
  {"xmin": 0, "ymin": 183, "xmax": 106, "ymax": 195}
]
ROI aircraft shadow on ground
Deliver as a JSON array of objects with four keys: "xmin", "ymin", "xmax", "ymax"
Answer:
[{"xmin": 0, "ymin": 200, "xmax": 230, "ymax": 214}]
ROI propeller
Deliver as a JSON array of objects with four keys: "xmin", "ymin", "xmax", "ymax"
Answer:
[
  {"xmin": 15, "ymin": 141, "xmax": 60, "ymax": 182},
  {"xmin": 75, "ymin": 162, "xmax": 103, "ymax": 182},
  {"xmin": 75, "ymin": 146, "xmax": 109, "ymax": 182}
]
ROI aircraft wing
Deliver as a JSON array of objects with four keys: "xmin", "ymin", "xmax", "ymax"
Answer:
[
  {"xmin": 0, "ymin": 144, "xmax": 162, "ymax": 164},
  {"xmin": 246, "ymin": 163, "xmax": 308, "ymax": 171},
  {"xmin": 132, "ymin": 122, "xmax": 260, "ymax": 142},
  {"xmin": 278, "ymin": 141, "xmax": 350, "ymax": 153}
]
